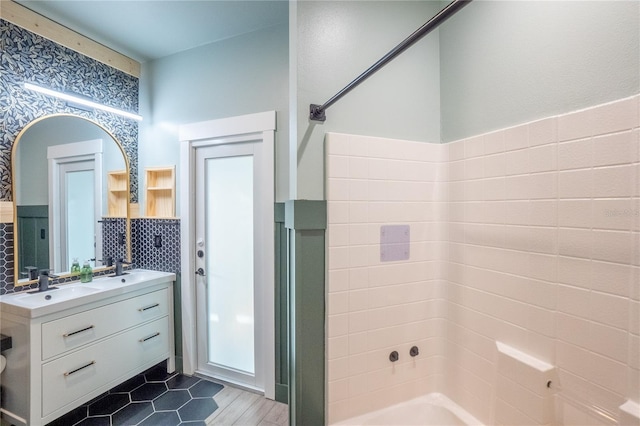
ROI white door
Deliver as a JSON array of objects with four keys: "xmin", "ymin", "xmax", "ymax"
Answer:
[
  {"xmin": 48, "ymin": 140, "xmax": 103, "ymax": 273},
  {"xmin": 183, "ymin": 112, "xmax": 275, "ymax": 396},
  {"xmin": 59, "ymin": 160, "xmax": 96, "ymax": 270}
]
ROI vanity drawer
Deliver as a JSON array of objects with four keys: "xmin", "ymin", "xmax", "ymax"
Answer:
[
  {"xmin": 42, "ymin": 316, "xmax": 169, "ymax": 417},
  {"xmin": 41, "ymin": 288, "xmax": 169, "ymax": 360}
]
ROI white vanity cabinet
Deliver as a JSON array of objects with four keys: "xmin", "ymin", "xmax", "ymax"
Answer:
[{"xmin": 0, "ymin": 271, "xmax": 175, "ymax": 426}]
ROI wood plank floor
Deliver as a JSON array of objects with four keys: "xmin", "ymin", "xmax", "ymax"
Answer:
[{"xmin": 206, "ymin": 386, "xmax": 288, "ymax": 426}]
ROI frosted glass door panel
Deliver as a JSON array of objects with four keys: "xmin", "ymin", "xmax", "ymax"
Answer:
[
  {"xmin": 66, "ymin": 169, "xmax": 95, "ymax": 268},
  {"xmin": 192, "ymin": 120, "xmax": 274, "ymax": 396},
  {"xmin": 205, "ymin": 155, "xmax": 254, "ymax": 374}
]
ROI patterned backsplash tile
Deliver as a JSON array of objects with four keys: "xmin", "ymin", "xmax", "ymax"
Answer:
[
  {"xmin": 132, "ymin": 218, "xmax": 181, "ymax": 273},
  {"xmin": 1, "ymin": 218, "xmax": 181, "ymax": 294},
  {"xmin": 0, "ymin": 224, "xmax": 17, "ymax": 293},
  {"xmin": 102, "ymin": 217, "xmax": 128, "ymax": 264}
]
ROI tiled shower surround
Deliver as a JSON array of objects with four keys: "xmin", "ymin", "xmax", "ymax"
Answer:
[
  {"xmin": 326, "ymin": 95, "xmax": 639, "ymax": 425},
  {"xmin": 326, "ymin": 133, "xmax": 448, "ymax": 420}
]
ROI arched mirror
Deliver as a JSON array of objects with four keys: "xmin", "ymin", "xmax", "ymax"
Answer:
[{"xmin": 11, "ymin": 114, "xmax": 130, "ymax": 286}]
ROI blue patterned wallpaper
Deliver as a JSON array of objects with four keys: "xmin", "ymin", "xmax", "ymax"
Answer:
[
  {"xmin": 0, "ymin": 19, "xmax": 140, "ymax": 293},
  {"xmin": 0, "ymin": 19, "xmax": 139, "ymax": 202}
]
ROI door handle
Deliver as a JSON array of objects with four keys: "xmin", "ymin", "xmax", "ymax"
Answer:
[{"xmin": 195, "ymin": 268, "xmax": 206, "ymax": 276}]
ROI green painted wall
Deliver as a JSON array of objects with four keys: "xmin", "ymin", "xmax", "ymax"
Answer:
[
  {"xmin": 16, "ymin": 206, "xmax": 49, "ymax": 273},
  {"xmin": 293, "ymin": 1, "xmax": 443, "ymax": 200},
  {"xmin": 139, "ymin": 22, "xmax": 289, "ymax": 209},
  {"xmin": 440, "ymin": 0, "xmax": 640, "ymax": 142}
]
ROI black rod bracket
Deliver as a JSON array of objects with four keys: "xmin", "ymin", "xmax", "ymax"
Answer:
[{"xmin": 309, "ymin": 104, "xmax": 326, "ymax": 122}]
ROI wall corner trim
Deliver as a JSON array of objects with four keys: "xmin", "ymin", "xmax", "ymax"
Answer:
[
  {"xmin": 285, "ymin": 199, "xmax": 327, "ymax": 426},
  {"xmin": 274, "ymin": 202, "xmax": 286, "ymax": 223},
  {"xmin": 284, "ymin": 200, "xmax": 327, "ymax": 231}
]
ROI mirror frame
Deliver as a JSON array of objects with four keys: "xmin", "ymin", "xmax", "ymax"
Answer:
[{"xmin": 11, "ymin": 113, "xmax": 131, "ymax": 286}]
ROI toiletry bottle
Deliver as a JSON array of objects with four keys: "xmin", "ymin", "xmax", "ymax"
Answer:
[
  {"xmin": 70, "ymin": 258, "xmax": 81, "ymax": 277},
  {"xmin": 80, "ymin": 261, "xmax": 93, "ymax": 283}
]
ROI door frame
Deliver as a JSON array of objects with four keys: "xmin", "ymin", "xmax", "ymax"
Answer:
[{"xmin": 179, "ymin": 111, "xmax": 276, "ymax": 399}]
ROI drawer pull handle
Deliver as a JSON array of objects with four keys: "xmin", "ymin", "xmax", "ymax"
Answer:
[
  {"xmin": 63, "ymin": 325, "xmax": 95, "ymax": 338},
  {"xmin": 138, "ymin": 303, "xmax": 160, "ymax": 312},
  {"xmin": 139, "ymin": 332, "xmax": 161, "ymax": 342},
  {"xmin": 64, "ymin": 360, "xmax": 96, "ymax": 377}
]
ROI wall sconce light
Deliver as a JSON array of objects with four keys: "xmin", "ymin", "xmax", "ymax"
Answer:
[{"xmin": 24, "ymin": 82, "xmax": 143, "ymax": 121}]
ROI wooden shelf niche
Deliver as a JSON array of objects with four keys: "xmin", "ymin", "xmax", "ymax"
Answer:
[
  {"xmin": 145, "ymin": 166, "xmax": 176, "ymax": 218},
  {"xmin": 107, "ymin": 170, "xmax": 129, "ymax": 217}
]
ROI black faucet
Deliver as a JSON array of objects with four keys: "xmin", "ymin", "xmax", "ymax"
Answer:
[
  {"xmin": 23, "ymin": 266, "xmax": 39, "ymax": 281},
  {"xmin": 36, "ymin": 270, "xmax": 59, "ymax": 292},
  {"xmin": 114, "ymin": 259, "xmax": 132, "ymax": 276}
]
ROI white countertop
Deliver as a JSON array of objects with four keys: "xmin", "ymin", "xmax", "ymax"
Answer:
[{"xmin": 0, "ymin": 269, "xmax": 176, "ymax": 319}]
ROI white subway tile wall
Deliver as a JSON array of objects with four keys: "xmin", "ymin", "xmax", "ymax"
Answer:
[
  {"xmin": 325, "ymin": 94, "xmax": 640, "ymax": 425},
  {"xmin": 326, "ymin": 133, "xmax": 447, "ymax": 422}
]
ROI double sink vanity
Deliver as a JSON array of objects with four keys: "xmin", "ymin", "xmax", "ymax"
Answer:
[
  {"xmin": 0, "ymin": 269, "xmax": 176, "ymax": 426},
  {"xmin": 3, "ymin": 96, "xmax": 179, "ymax": 425},
  {"xmin": 5, "ymin": 86, "xmax": 178, "ymax": 426}
]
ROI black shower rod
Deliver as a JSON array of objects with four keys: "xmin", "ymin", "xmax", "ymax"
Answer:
[{"xmin": 309, "ymin": 0, "xmax": 472, "ymax": 122}]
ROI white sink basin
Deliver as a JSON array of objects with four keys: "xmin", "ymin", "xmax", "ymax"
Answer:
[
  {"xmin": 0, "ymin": 269, "xmax": 176, "ymax": 318},
  {"xmin": 10, "ymin": 286, "xmax": 102, "ymax": 308},
  {"xmin": 89, "ymin": 269, "xmax": 174, "ymax": 289}
]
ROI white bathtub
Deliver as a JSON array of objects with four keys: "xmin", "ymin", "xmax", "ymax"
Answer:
[{"xmin": 334, "ymin": 393, "xmax": 484, "ymax": 426}]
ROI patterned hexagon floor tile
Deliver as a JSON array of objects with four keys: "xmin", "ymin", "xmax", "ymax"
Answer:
[{"xmin": 45, "ymin": 362, "xmax": 225, "ymax": 426}]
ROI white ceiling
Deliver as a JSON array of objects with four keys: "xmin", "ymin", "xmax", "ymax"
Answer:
[{"xmin": 15, "ymin": 0, "xmax": 289, "ymax": 63}]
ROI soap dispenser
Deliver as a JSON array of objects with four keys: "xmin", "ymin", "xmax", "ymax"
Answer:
[
  {"xmin": 70, "ymin": 258, "xmax": 81, "ymax": 277},
  {"xmin": 80, "ymin": 261, "xmax": 93, "ymax": 283}
]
